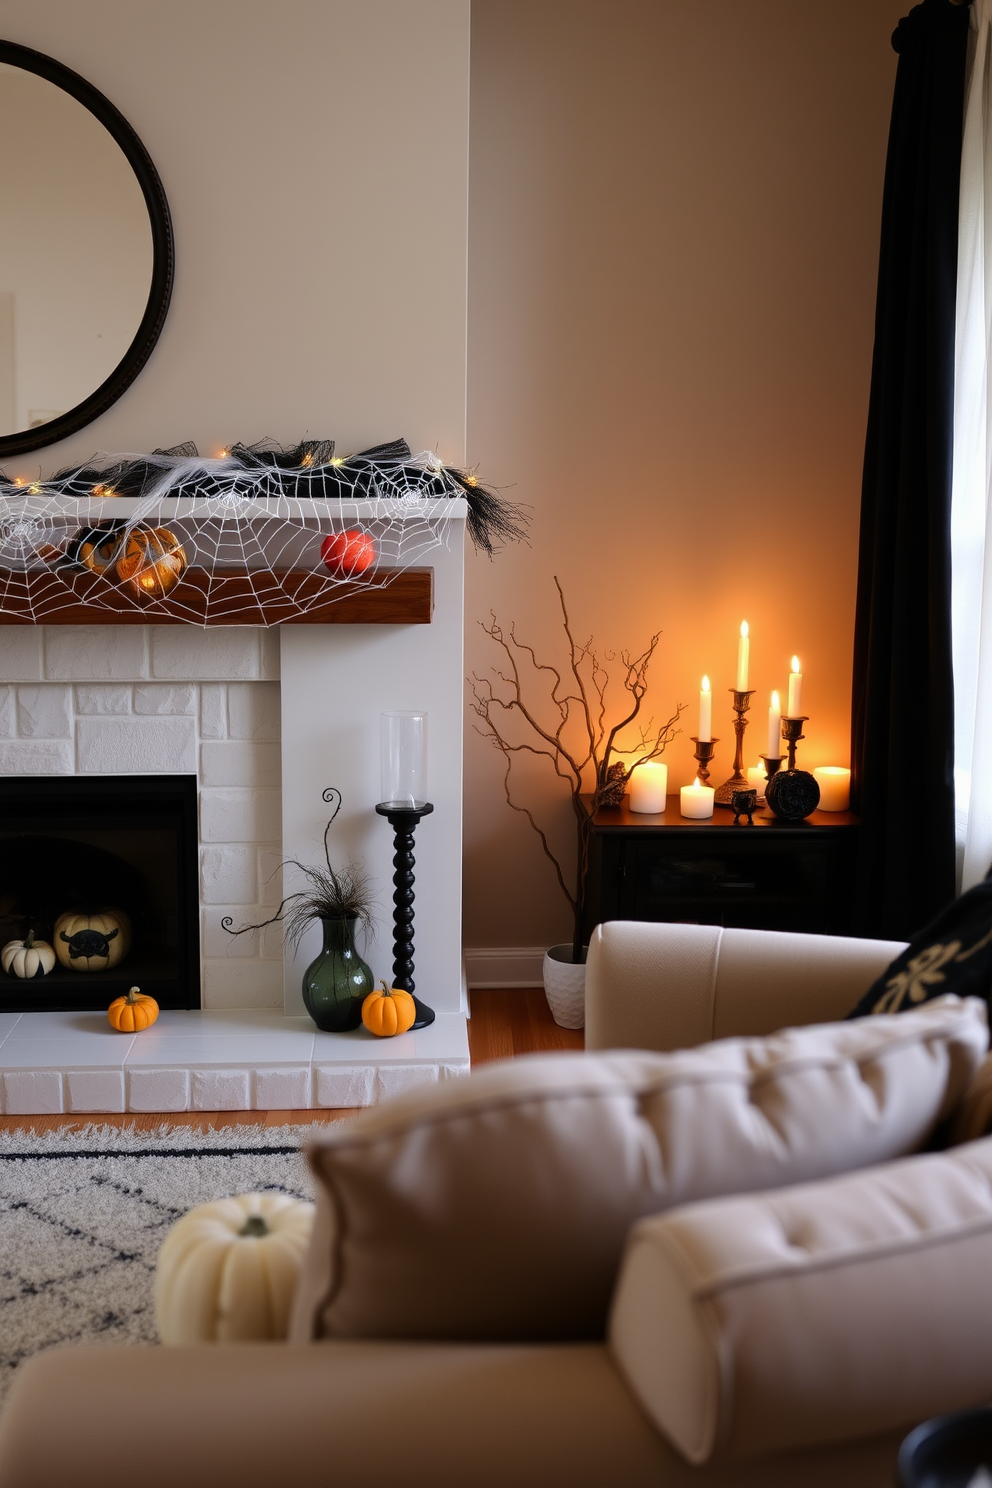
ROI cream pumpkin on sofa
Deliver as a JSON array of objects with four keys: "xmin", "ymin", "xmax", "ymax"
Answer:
[{"xmin": 155, "ymin": 1193, "xmax": 314, "ymax": 1344}]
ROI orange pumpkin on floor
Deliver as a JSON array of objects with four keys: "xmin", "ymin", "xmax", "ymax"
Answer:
[
  {"xmin": 361, "ymin": 980, "xmax": 416, "ymax": 1037},
  {"xmin": 108, "ymin": 985, "xmax": 159, "ymax": 1033},
  {"xmin": 115, "ymin": 525, "xmax": 187, "ymax": 600}
]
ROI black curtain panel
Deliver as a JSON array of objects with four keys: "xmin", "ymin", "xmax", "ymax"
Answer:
[{"xmin": 851, "ymin": 0, "xmax": 970, "ymax": 941}]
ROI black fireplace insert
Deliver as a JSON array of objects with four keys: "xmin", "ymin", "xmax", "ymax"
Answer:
[{"xmin": 0, "ymin": 774, "xmax": 199, "ymax": 1012}]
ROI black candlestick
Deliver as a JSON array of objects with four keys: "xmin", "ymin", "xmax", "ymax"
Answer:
[{"xmin": 375, "ymin": 802, "xmax": 435, "ymax": 1029}]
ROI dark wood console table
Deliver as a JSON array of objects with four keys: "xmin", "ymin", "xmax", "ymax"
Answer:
[{"xmin": 584, "ymin": 796, "xmax": 859, "ymax": 938}]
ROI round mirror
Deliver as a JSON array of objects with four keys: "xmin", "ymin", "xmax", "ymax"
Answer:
[{"xmin": 0, "ymin": 41, "xmax": 173, "ymax": 458}]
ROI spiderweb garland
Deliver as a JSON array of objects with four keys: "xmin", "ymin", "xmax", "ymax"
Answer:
[{"xmin": 0, "ymin": 439, "xmax": 525, "ymax": 626}]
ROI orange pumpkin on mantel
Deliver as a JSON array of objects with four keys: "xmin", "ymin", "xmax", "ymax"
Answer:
[
  {"xmin": 108, "ymin": 985, "xmax": 159, "ymax": 1033},
  {"xmin": 361, "ymin": 980, "xmax": 416, "ymax": 1037},
  {"xmin": 115, "ymin": 525, "xmax": 187, "ymax": 601}
]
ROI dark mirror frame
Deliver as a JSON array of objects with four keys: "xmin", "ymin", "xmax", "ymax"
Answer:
[{"xmin": 0, "ymin": 40, "xmax": 174, "ymax": 460}]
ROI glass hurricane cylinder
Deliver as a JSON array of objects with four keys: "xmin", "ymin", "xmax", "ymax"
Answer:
[
  {"xmin": 381, "ymin": 710, "xmax": 428, "ymax": 809},
  {"xmin": 301, "ymin": 915, "xmax": 374, "ymax": 1033}
]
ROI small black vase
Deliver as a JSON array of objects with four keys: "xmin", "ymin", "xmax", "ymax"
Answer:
[{"xmin": 301, "ymin": 915, "xmax": 374, "ymax": 1032}]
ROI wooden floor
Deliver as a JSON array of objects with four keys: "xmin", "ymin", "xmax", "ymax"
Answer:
[{"xmin": 0, "ymin": 989, "xmax": 583, "ymax": 1135}]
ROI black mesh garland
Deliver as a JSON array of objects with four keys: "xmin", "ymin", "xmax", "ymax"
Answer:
[{"xmin": 18, "ymin": 438, "xmax": 528, "ymax": 555}]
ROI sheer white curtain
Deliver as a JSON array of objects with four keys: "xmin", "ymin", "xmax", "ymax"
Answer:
[{"xmin": 952, "ymin": 0, "xmax": 992, "ymax": 890}]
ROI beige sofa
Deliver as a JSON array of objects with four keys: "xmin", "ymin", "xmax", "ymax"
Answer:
[{"xmin": 3, "ymin": 920, "xmax": 991, "ymax": 1488}]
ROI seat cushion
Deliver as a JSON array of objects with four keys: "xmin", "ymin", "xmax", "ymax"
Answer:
[
  {"xmin": 291, "ymin": 996, "xmax": 986, "ymax": 1343},
  {"xmin": 609, "ymin": 1135, "xmax": 992, "ymax": 1463},
  {"xmin": 847, "ymin": 873, "xmax": 992, "ymax": 1018}
]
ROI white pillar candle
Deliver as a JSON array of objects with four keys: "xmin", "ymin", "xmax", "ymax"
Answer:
[
  {"xmin": 813, "ymin": 766, "xmax": 851, "ymax": 812},
  {"xmin": 767, "ymin": 689, "xmax": 781, "ymax": 757},
  {"xmin": 788, "ymin": 656, "xmax": 803, "ymax": 716},
  {"xmin": 747, "ymin": 763, "xmax": 766, "ymax": 793},
  {"xmin": 680, "ymin": 777, "xmax": 715, "ymax": 818},
  {"xmin": 629, "ymin": 760, "xmax": 668, "ymax": 813},
  {"xmin": 736, "ymin": 622, "xmax": 749, "ymax": 691},
  {"xmin": 698, "ymin": 676, "xmax": 712, "ymax": 742}
]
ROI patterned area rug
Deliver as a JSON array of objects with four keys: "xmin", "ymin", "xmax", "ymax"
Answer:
[{"xmin": 0, "ymin": 1124, "xmax": 327, "ymax": 1408}]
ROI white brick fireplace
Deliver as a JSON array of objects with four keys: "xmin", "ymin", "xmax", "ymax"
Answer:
[{"xmin": 0, "ymin": 509, "xmax": 470, "ymax": 1114}]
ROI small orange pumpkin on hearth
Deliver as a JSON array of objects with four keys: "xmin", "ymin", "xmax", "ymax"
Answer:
[
  {"xmin": 115, "ymin": 525, "xmax": 187, "ymax": 601},
  {"xmin": 108, "ymin": 985, "xmax": 159, "ymax": 1033},
  {"xmin": 361, "ymin": 980, "xmax": 416, "ymax": 1037}
]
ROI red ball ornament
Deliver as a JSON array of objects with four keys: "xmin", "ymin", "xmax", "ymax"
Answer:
[{"xmin": 320, "ymin": 529, "xmax": 376, "ymax": 578}]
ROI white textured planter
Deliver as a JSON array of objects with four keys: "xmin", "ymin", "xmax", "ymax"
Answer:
[{"xmin": 542, "ymin": 943, "xmax": 587, "ymax": 1030}]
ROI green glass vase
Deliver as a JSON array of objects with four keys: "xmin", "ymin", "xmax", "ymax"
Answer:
[{"xmin": 301, "ymin": 915, "xmax": 374, "ymax": 1032}]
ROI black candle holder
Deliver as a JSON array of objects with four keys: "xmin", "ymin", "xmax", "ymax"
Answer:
[
  {"xmin": 759, "ymin": 754, "xmax": 784, "ymax": 792},
  {"xmin": 690, "ymin": 736, "xmax": 718, "ymax": 786},
  {"xmin": 375, "ymin": 802, "xmax": 435, "ymax": 1029},
  {"xmin": 715, "ymin": 690, "xmax": 755, "ymax": 806}
]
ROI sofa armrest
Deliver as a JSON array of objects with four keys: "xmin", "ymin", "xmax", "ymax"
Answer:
[
  {"xmin": 0, "ymin": 1339, "xmax": 908, "ymax": 1488},
  {"xmin": 585, "ymin": 921, "xmax": 905, "ymax": 1052}
]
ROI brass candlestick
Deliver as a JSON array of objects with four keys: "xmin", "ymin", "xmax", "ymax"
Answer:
[
  {"xmin": 781, "ymin": 716, "xmax": 808, "ymax": 772},
  {"xmin": 690, "ymin": 736, "xmax": 718, "ymax": 785},
  {"xmin": 715, "ymin": 689, "xmax": 755, "ymax": 806}
]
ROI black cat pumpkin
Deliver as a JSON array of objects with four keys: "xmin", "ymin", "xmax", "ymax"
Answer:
[{"xmin": 53, "ymin": 909, "xmax": 131, "ymax": 972}]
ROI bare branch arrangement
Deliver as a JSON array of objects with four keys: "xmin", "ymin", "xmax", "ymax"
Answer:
[{"xmin": 469, "ymin": 577, "xmax": 684, "ymax": 963}]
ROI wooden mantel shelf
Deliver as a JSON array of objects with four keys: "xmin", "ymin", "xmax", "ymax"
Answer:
[{"xmin": 0, "ymin": 566, "xmax": 433, "ymax": 626}]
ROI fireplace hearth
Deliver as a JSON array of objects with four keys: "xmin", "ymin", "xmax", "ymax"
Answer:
[{"xmin": 0, "ymin": 775, "xmax": 199, "ymax": 1013}]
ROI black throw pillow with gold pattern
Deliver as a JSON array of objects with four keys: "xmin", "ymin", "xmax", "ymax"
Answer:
[{"xmin": 847, "ymin": 873, "xmax": 992, "ymax": 1018}]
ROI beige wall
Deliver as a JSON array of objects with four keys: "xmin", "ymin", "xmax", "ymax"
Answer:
[
  {"xmin": 464, "ymin": 0, "xmax": 907, "ymax": 950},
  {"xmin": 0, "ymin": 0, "xmax": 469, "ymax": 477}
]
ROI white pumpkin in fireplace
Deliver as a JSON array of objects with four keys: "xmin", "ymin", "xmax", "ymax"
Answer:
[
  {"xmin": 155, "ymin": 1193, "xmax": 315, "ymax": 1344},
  {"xmin": 1, "ymin": 931, "xmax": 56, "ymax": 979},
  {"xmin": 54, "ymin": 909, "xmax": 131, "ymax": 972}
]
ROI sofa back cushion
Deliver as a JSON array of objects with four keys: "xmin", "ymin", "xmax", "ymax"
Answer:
[
  {"xmin": 609, "ymin": 1135, "xmax": 992, "ymax": 1463},
  {"xmin": 291, "ymin": 996, "xmax": 987, "ymax": 1343}
]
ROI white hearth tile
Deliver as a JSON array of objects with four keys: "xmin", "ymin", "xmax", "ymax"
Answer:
[
  {"xmin": 5, "ymin": 1010, "xmax": 124, "ymax": 1041},
  {"xmin": 375, "ymin": 1066, "xmax": 440, "ymax": 1101},
  {"xmin": 133, "ymin": 683, "xmax": 197, "ymax": 716},
  {"xmin": 127, "ymin": 1067, "xmax": 190, "ymax": 1112},
  {"xmin": 133, "ymin": 1009, "xmax": 311, "ymax": 1037},
  {"xmin": 200, "ymin": 740, "xmax": 281, "ymax": 788},
  {"xmin": 192, "ymin": 1068, "xmax": 251, "ymax": 1110},
  {"xmin": 200, "ymin": 683, "xmax": 227, "ymax": 739},
  {"xmin": 76, "ymin": 716, "xmax": 197, "ymax": 774},
  {"xmin": 314, "ymin": 1064, "xmax": 375, "ymax": 1108},
  {"xmin": 75, "ymin": 684, "xmax": 132, "ymax": 715},
  {"xmin": 0, "ymin": 627, "xmax": 42, "ymax": 681},
  {"xmin": 200, "ymin": 787, "xmax": 281, "ymax": 843},
  {"xmin": 0, "ymin": 739, "xmax": 73, "ymax": 774},
  {"xmin": 67, "ymin": 1069, "xmax": 126, "ymax": 1113},
  {"xmin": 227, "ymin": 682, "xmax": 281, "ymax": 741},
  {"xmin": 409, "ymin": 1015, "xmax": 471, "ymax": 1062},
  {"xmin": 438, "ymin": 1062, "xmax": 470, "ymax": 1081},
  {"xmin": 4, "ymin": 1070, "xmax": 62, "ymax": 1115},
  {"xmin": 1, "ymin": 1037, "xmax": 133, "ymax": 1068},
  {"xmin": 0, "ymin": 1014, "xmax": 23, "ymax": 1045},
  {"xmin": 16, "ymin": 684, "xmax": 73, "ymax": 739},
  {"xmin": 313, "ymin": 1027, "xmax": 416, "ymax": 1063},
  {"xmin": 150, "ymin": 629, "xmax": 260, "ymax": 681},
  {"xmin": 45, "ymin": 627, "xmax": 148, "ymax": 682},
  {"xmin": 254, "ymin": 1065, "xmax": 311, "ymax": 1109},
  {"xmin": 0, "ymin": 686, "xmax": 13, "ymax": 736},
  {"xmin": 201, "ymin": 846, "xmax": 257, "ymax": 906},
  {"xmin": 125, "ymin": 1032, "xmax": 317, "ymax": 1066}
]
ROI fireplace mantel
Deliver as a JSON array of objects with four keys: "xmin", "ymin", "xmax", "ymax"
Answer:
[
  {"xmin": 0, "ymin": 567, "xmax": 433, "ymax": 626},
  {"xmin": 0, "ymin": 495, "xmax": 460, "ymax": 626}
]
